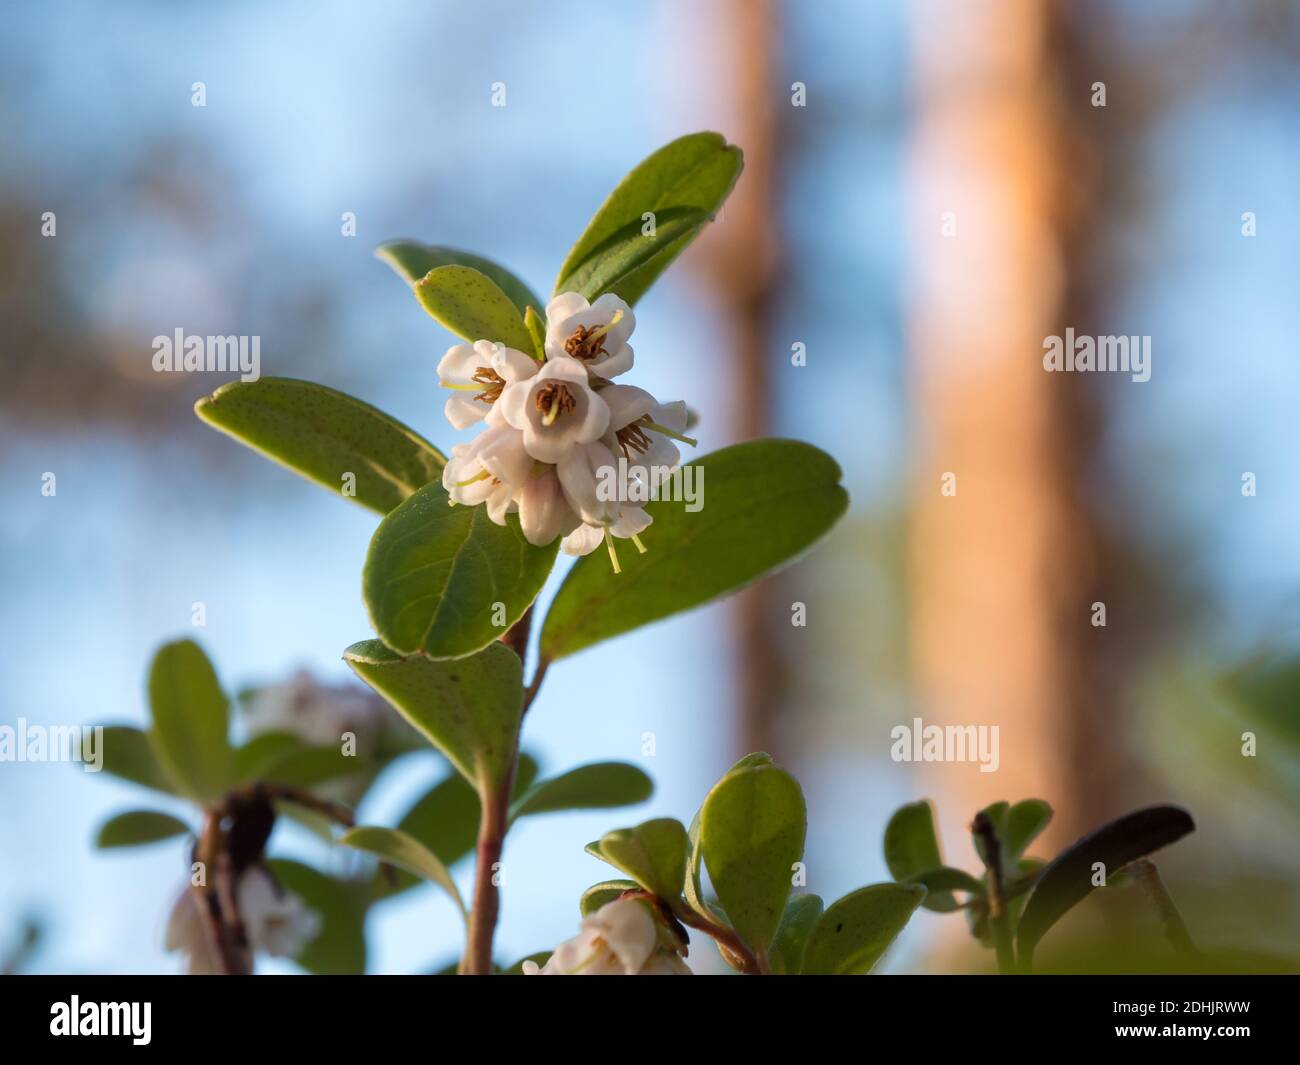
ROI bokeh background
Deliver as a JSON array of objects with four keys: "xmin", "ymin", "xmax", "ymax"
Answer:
[{"xmin": 2, "ymin": 0, "xmax": 1298, "ymax": 974}]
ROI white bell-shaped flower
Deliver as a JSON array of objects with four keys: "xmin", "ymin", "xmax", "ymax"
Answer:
[
  {"xmin": 545, "ymin": 292, "xmax": 635, "ymax": 379},
  {"xmin": 437, "ymin": 340, "xmax": 539, "ymax": 430},
  {"xmin": 497, "ymin": 357, "xmax": 610, "ymax": 465}
]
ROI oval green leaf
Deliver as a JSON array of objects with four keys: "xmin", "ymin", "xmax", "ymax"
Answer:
[
  {"xmin": 340, "ymin": 825, "xmax": 465, "ymax": 919},
  {"xmin": 95, "ymin": 810, "xmax": 191, "ymax": 849},
  {"xmin": 1003, "ymin": 798, "xmax": 1053, "ymax": 862},
  {"xmin": 555, "ymin": 131, "xmax": 743, "ymax": 305},
  {"xmin": 586, "ymin": 818, "xmax": 689, "ymax": 902},
  {"xmin": 415, "ymin": 264, "xmax": 535, "ymax": 353},
  {"xmin": 1017, "ymin": 805, "xmax": 1195, "ymax": 969},
  {"xmin": 769, "ymin": 894, "xmax": 824, "ymax": 975},
  {"xmin": 580, "ymin": 879, "xmax": 641, "ymax": 917},
  {"xmin": 801, "ymin": 883, "xmax": 927, "ymax": 975},
  {"xmin": 559, "ymin": 206, "xmax": 707, "ymax": 303},
  {"xmin": 884, "ymin": 799, "xmax": 957, "ymax": 912},
  {"xmin": 343, "ymin": 640, "xmax": 522, "ymax": 794},
  {"xmin": 96, "ymin": 725, "xmax": 178, "ymax": 796},
  {"xmin": 147, "ymin": 639, "xmax": 232, "ymax": 803},
  {"xmin": 541, "ymin": 439, "xmax": 848, "ymax": 661},
  {"xmin": 363, "ymin": 479, "xmax": 558, "ymax": 660},
  {"xmin": 699, "ymin": 763, "xmax": 807, "ymax": 957},
  {"xmin": 510, "ymin": 761, "xmax": 653, "ymax": 823},
  {"xmin": 195, "ymin": 377, "xmax": 445, "ymax": 515},
  {"xmin": 377, "ymin": 241, "xmax": 543, "ymax": 319}
]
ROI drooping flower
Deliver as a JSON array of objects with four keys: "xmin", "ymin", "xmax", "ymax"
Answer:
[
  {"xmin": 515, "ymin": 466, "xmax": 582, "ymax": 547},
  {"xmin": 545, "ymin": 292, "xmax": 636, "ymax": 379},
  {"xmin": 437, "ymin": 340, "xmax": 539, "ymax": 429},
  {"xmin": 521, "ymin": 897, "xmax": 692, "ymax": 975},
  {"xmin": 442, "ymin": 423, "xmax": 534, "ymax": 523},
  {"xmin": 497, "ymin": 356, "xmax": 610, "ymax": 464}
]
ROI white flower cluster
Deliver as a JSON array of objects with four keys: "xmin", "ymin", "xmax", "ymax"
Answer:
[
  {"xmin": 438, "ymin": 292, "xmax": 694, "ymax": 571},
  {"xmin": 521, "ymin": 897, "xmax": 692, "ymax": 975},
  {"xmin": 164, "ymin": 865, "xmax": 319, "ymax": 974},
  {"xmin": 243, "ymin": 669, "xmax": 391, "ymax": 752}
]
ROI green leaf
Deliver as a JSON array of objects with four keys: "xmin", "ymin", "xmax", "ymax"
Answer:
[
  {"xmin": 1003, "ymin": 799, "xmax": 1053, "ymax": 862},
  {"xmin": 586, "ymin": 818, "xmax": 689, "ymax": 902},
  {"xmin": 800, "ymin": 883, "xmax": 926, "ymax": 975},
  {"xmin": 884, "ymin": 799, "xmax": 956, "ymax": 912},
  {"xmin": 541, "ymin": 440, "xmax": 848, "ymax": 660},
  {"xmin": 510, "ymin": 761, "xmax": 653, "ymax": 822},
  {"xmin": 769, "ymin": 894, "xmax": 823, "ymax": 975},
  {"xmin": 555, "ymin": 131, "xmax": 743, "ymax": 305},
  {"xmin": 699, "ymin": 763, "xmax": 806, "ymax": 956},
  {"xmin": 343, "ymin": 640, "xmax": 522, "ymax": 794},
  {"xmin": 524, "ymin": 305, "xmax": 547, "ymax": 360},
  {"xmin": 377, "ymin": 241, "xmax": 543, "ymax": 319},
  {"xmin": 195, "ymin": 377, "xmax": 445, "ymax": 515},
  {"xmin": 340, "ymin": 826, "xmax": 466, "ymax": 919},
  {"xmin": 232, "ymin": 732, "xmax": 303, "ymax": 783},
  {"xmin": 415, "ymin": 265, "xmax": 536, "ymax": 353},
  {"xmin": 558, "ymin": 207, "xmax": 707, "ymax": 303},
  {"xmin": 266, "ymin": 859, "xmax": 367, "ymax": 975},
  {"xmin": 906, "ymin": 867, "xmax": 984, "ymax": 913},
  {"xmin": 96, "ymin": 726, "xmax": 178, "ymax": 796},
  {"xmin": 147, "ymin": 639, "xmax": 232, "ymax": 803},
  {"xmin": 1017, "ymin": 805, "xmax": 1195, "ymax": 969},
  {"xmin": 580, "ymin": 879, "xmax": 641, "ymax": 917},
  {"xmin": 683, "ymin": 754, "xmax": 772, "ymax": 922},
  {"xmin": 363, "ymin": 479, "xmax": 558, "ymax": 660},
  {"xmin": 95, "ymin": 810, "xmax": 190, "ymax": 849}
]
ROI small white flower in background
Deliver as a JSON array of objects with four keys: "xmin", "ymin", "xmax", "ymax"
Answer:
[
  {"xmin": 497, "ymin": 356, "xmax": 610, "ymax": 465},
  {"xmin": 164, "ymin": 866, "xmax": 319, "ymax": 973},
  {"xmin": 243, "ymin": 670, "xmax": 389, "ymax": 751},
  {"xmin": 437, "ymin": 340, "xmax": 539, "ymax": 429},
  {"xmin": 545, "ymin": 292, "xmax": 635, "ymax": 379},
  {"xmin": 521, "ymin": 897, "xmax": 692, "ymax": 975},
  {"xmin": 237, "ymin": 865, "xmax": 320, "ymax": 957}
]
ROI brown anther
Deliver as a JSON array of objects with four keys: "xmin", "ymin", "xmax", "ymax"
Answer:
[
  {"xmin": 564, "ymin": 325, "xmax": 608, "ymax": 362},
  {"xmin": 534, "ymin": 382, "xmax": 576, "ymax": 421},
  {"xmin": 472, "ymin": 366, "xmax": 506, "ymax": 405},
  {"xmin": 615, "ymin": 414, "xmax": 653, "ymax": 458}
]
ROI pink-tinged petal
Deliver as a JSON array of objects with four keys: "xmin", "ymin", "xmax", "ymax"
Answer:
[
  {"xmin": 546, "ymin": 291, "xmax": 589, "ymax": 324},
  {"xmin": 538, "ymin": 355, "xmax": 590, "ymax": 385},
  {"xmin": 584, "ymin": 898, "xmax": 657, "ymax": 974},
  {"xmin": 477, "ymin": 426, "xmax": 533, "ymax": 486},
  {"xmin": 444, "ymin": 394, "xmax": 485, "ymax": 430},
  {"xmin": 591, "ymin": 293, "xmax": 635, "ymax": 347},
  {"xmin": 496, "ymin": 380, "xmax": 532, "ymax": 430},
  {"xmin": 640, "ymin": 436, "xmax": 681, "ymax": 479},
  {"xmin": 590, "ymin": 345, "xmax": 634, "ymax": 379},
  {"xmin": 437, "ymin": 343, "xmax": 481, "ymax": 383},
  {"xmin": 601, "ymin": 384, "xmax": 656, "ymax": 431},
  {"xmin": 494, "ymin": 344, "xmax": 541, "ymax": 382},
  {"xmin": 611, "ymin": 506, "xmax": 651, "ymax": 538},
  {"xmin": 518, "ymin": 471, "xmax": 577, "ymax": 546},
  {"xmin": 558, "ymin": 441, "xmax": 620, "ymax": 525},
  {"xmin": 652, "ymin": 399, "xmax": 689, "ymax": 433},
  {"xmin": 485, "ymin": 483, "xmax": 516, "ymax": 525},
  {"xmin": 561, "ymin": 523, "xmax": 604, "ymax": 557},
  {"xmin": 573, "ymin": 389, "xmax": 611, "ymax": 444}
]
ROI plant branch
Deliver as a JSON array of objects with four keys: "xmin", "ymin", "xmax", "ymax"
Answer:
[
  {"xmin": 1128, "ymin": 859, "xmax": 1199, "ymax": 960},
  {"xmin": 522, "ymin": 655, "xmax": 550, "ymax": 717},
  {"xmin": 461, "ymin": 783, "xmax": 509, "ymax": 974},
  {"xmin": 673, "ymin": 904, "xmax": 765, "ymax": 975},
  {"xmin": 972, "ymin": 812, "xmax": 1015, "ymax": 974}
]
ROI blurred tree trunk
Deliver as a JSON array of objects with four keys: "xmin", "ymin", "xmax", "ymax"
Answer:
[
  {"xmin": 692, "ymin": 0, "xmax": 783, "ymax": 758},
  {"xmin": 906, "ymin": 0, "xmax": 1125, "ymax": 845}
]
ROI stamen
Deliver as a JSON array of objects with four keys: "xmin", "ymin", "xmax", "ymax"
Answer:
[
  {"xmin": 604, "ymin": 528, "xmax": 622, "ymax": 574},
  {"xmin": 643, "ymin": 420, "xmax": 698, "ymax": 447},
  {"xmin": 535, "ymin": 382, "xmax": 576, "ymax": 426},
  {"xmin": 564, "ymin": 311, "xmax": 622, "ymax": 362},
  {"xmin": 439, "ymin": 381, "xmax": 481, "ymax": 391},
  {"xmin": 589, "ymin": 308, "xmax": 624, "ymax": 341},
  {"xmin": 454, "ymin": 470, "xmax": 490, "ymax": 487},
  {"xmin": 471, "ymin": 366, "xmax": 506, "ymax": 405},
  {"xmin": 615, "ymin": 414, "xmax": 653, "ymax": 458},
  {"xmin": 630, "ymin": 533, "xmax": 647, "ymax": 554}
]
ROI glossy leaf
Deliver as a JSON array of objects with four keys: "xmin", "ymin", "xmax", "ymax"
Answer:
[
  {"xmin": 1003, "ymin": 799, "xmax": 1053, "ymax": 862},
  {"xmin": 96, "ymin": 725, "xmax": 178, "ymax": 796},
  {"xmin": 510, "ymin": 761, "xmax": 653, "ymax": 822},
  {"xmin": 147, "ymin": 639, "xmax": 232, "ymax": 803},
  {"xmin": 801, "ymin": 883, "xmax": 927, "ymax": 975},
  {"xmin": 586, "ymin": 818, "xmax": 689, "ymax": 902},
  {"xmin": 769, "ymin": 894, "xmax": 824, "ymax": 975},
  {"xmin": 377, "ymin": 240, "xmax": 543, "ymax": 319},
  {"xmin": 266, "ymin": 859, "xmax": 367, "ymax": 975},
  {"xmin": 524, "ymin": 305, "xmax": 547, "ymax": 360},
  {"xmin": 363, "ymin": 479, "xmax": 557, "ymax": 660},
  {"xmin": 541, "ymin": 440, "xmax": 848, "ymax": 660},
  {"xmin": 884, "ymin": 800, "xmax": 957, "ymax": 912},
  {"xmin": 580, "ymin": 879, "xmax": 640, "ymax": 917},
  {"xmin": 415, "ymin": 265, "xmax": 535, "ymax": 353},
  {"xmin": 95, "ymin": 810, "xmax": 190, "ymax": 849},
  {"xmin": 699, "ymin": 763, "xmax": 806, "ymax": 956},
  {"xmin": 195, "ymin": 377, "xmax": 445, "ymax": 515},
  {"xmin": 340, "ymin": 826, "xmax": 466, "ymax": 919},
  {"xmin": 555, "ymin": 131, "xmax": 743, "ymax": 305},
  {"xmin": 558, "ymin": 206, "xmax": 707, "ymax": 302},
  {"xmin": 1017, "ymin": 805, "xmax": 1195, "ymax": 968},
  {"xmin": 907, "ymin": 867, "xmax": 984, "ymax": 913}
]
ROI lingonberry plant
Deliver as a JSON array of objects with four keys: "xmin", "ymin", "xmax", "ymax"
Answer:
[{"xmin": 86, "ymin": 132, "xmax": 1212, "ymax": 977}]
